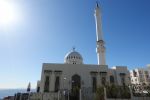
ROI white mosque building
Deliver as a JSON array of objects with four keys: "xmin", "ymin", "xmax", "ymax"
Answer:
[{"xmin": 31, "ymin": 2, "xmax": 131, "ymax": 100}]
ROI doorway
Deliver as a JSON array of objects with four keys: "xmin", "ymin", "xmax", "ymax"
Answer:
[{"xmin": 71, "ymin": 74, "xmax": 81, "ymax": 100}]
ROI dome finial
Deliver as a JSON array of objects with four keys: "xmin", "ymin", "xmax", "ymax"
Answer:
[{"xmin": 72, "ymin": 46, "xmax": 76, "ymax": 51}]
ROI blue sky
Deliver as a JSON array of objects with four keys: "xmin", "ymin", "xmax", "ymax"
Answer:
[{"xmin": 0, "ymin": 0, "xmax": 150, "ymax": 88}]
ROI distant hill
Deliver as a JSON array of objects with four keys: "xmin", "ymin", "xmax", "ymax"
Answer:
[{"xmin": 0, "ymin": 89, "xmax": 35, "ymax": 99}]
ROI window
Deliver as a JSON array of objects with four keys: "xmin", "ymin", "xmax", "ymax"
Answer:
[
  {"xmin": 133, "ymin": 70, "xmax": 137, "ymax": 77},
  {"xmin": 37, "ymin": 86, "xmax": 40, "ymax": 93},
  {"xmin": 119, "ymin": 73, "xmax": 126, "ymax": 86},
  {"xmin": 101, "ymin": 77, "xmax": 106, "ymax": 86},
  {"xmin": 44, "ymin": 76, "xmax": 49, "ymax": 92},
  {"xmin": 121, "ymin": 77, "xmax": 125, "ymax": 86},
  {"xmin": 146, "ymin": 75, "xmax": 149, "ymax": 79},
  {"xmin": 92, "ymin": 77, "xmax": 97, "ymax": 93},
  {"xmin": 110, "ymin": 75, "xmax": 114, "ymax": 84},
  {"xmin": 55, "ymin": 76, "xmax": 60, "ymax": 92},
  {"xmin": 145, "ymin": 71, "xmax": 148, "ymax": 75},
  {"xmin": 139, "ymin": 70, "xmax": 142, "ymax": 74}
]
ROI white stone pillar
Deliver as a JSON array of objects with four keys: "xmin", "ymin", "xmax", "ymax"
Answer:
[
  {"xmin": 50, "ymin": 71, "xmax": 55, "ymax": 91},
  {"xmin": 97, "ymin": 72, "xmax": 101, "ymax": 86},
  {"xmin": 79, "ymin": 89, "xmax": 82, "ymax": 100}
]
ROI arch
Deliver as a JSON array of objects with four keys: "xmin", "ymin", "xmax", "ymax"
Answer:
[
  {"xmin": 71, "ymin": 74, "xmax": 81, "ymax": 100},
  {"xmin": 72, "ymin": 74, "xmax": 81, "ymax": 89}
]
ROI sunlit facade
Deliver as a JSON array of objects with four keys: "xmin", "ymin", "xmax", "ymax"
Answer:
[{"xmin": 130, "ymin": 65, "xmax": 150, "ymax": 85}]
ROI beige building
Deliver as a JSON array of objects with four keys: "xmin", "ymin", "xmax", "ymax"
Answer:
[{"xmin": 130, "ymin": 65, "xmax": 150, "ymax": 85}]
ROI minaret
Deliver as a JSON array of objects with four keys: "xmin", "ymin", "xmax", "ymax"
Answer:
[{"xmin": 94, "ymin": 2, "xmax": 106, "ymax": 65}]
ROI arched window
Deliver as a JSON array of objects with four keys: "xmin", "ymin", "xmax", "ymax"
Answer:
[
  {"xmin": 54, "ymin": 76, "xmax": 60, "ymax": 92},
  {"xmin": 102, "ymin": 77, "xmax": 106, "ymax": 86},
  {"xmin": 92, "ymin": 77, "xmax": 97, "ymax": 93},
  {"xmin": 72, "ymin": 74, "xmax": 81, "ymax": 89},
  {"xmin": 110, "ymin": 75, "xmax": 115, "ymax": 84},
  {"xmin": 44, "ymin": 76, "xmax": 49, "ymax": 92}
]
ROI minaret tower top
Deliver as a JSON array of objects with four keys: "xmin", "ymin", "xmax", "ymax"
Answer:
[
  {"xmin": 94, "ymin": 1, "xmax": 106, "ymax": 65},
  {"xmin": 94, "ymin": 1, "xmax": 103, "ymax": 41}
]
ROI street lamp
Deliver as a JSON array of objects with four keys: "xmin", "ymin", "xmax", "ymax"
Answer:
[{"xmin": 63, "ymin": 77, "xmax": 71, "ymax": 100}]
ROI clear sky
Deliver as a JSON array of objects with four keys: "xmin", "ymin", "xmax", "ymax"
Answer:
[{"xmin": 0, "ymin": 0, "xmax": 150, "ymax": 89}]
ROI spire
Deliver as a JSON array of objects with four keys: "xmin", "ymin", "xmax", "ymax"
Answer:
[
  {"xmin": 94, "ymin": 0, "xmax": 103, "ymax": 41},
  {"xmin": 96, "ymin": 0, "xmax": 99, "ymax": 8}
]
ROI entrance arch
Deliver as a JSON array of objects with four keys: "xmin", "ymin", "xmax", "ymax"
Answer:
[{"xmin": 71, "ymin": 74, "xmax": 81, "ymax": 100}]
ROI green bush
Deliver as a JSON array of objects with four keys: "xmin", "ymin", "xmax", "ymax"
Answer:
[
  {"xmin": 106, "ymin": 85, "xmax": 131, "ymax": 99},
  {"xmin": 95, "ymin": 86, "xmax": 104, "ymax": 100}
]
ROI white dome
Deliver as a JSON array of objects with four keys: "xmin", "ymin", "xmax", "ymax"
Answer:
[{"xmin": 64, "ymin": 48, "xmax": 83, "ymax": 64}]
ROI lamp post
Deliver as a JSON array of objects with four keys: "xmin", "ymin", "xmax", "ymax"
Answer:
[
  {"xmin": 63, "ymin": 77, "xmax": 67, "ymax": 100},
  {"xmin": 80, "ymin": 80, "xmax": 84, "ymax": 100},
  {"xmin": 58, "ymin": 91, "xmax": 60, "ymax": 100},
  {"xmin": 63, "ymin": 77, "xmax": 71, "ymax": 100},
  {"xmin": 79, "ymin": 89, "xmax": 82, "ymax": 100},
  {"xmin": 67, "ymin": 80, "xmax": 71, "ymax": 100}
]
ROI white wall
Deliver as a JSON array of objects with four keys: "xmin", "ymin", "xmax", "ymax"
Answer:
[{"xmin": 39, "ymin": 63, "xmax": 130, "ymax": 93}]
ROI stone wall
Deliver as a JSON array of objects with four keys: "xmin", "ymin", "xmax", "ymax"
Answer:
[{"xmin": 29, "ymin": 92, "xmax": 58, "ymax": 100}]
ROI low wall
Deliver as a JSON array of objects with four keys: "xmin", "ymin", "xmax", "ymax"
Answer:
[
  {"xmin": 29, "ymin": 92, "xmax": 58, "ymax": 100},
  {"xmin": 106, "ymin": 99, "xmax": 131, "ymax": 100},
  {"xmin": 132, "ymin": 96, "xmax": 150, "ymax": 100},
  {"xmin": 29, "ymin": 90, "xmax": 150, "ymax": 100},
  {"xmin": 107, "ymin": 96, "xmax": 150, "ymax": 100}
]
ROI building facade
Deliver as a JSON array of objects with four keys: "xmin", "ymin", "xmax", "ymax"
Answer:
[
  {"xmin": 39, "ymin": 58, "xmax": 130, "ymax": 93},
  {"xmin": 130, "ymin": 65, "xmax": 150, "ymax": 85}
]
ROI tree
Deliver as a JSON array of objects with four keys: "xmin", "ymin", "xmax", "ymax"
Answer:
[
  {"xmin": 95, "ymin": 86, "xmax": 104, "ymax": 100},
  {"xmin": 120, "ymin": 86, "xmax": 131, "ymax": 99},
  {"xmin": 106, "ymin": 84, "xmax": 118, "ymax": 98}
]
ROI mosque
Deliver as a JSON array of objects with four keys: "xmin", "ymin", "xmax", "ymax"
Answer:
[{"xmin": 31, "ymin": 2, "xmax": 130, "ymax": 100}]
